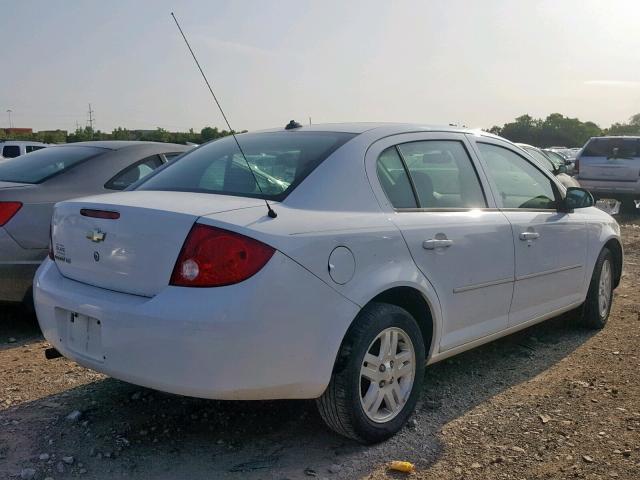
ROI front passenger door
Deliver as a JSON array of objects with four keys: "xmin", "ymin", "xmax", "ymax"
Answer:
[{"xmin": 473, "ymin": 140, "xmax": 587, "ymax": 326}]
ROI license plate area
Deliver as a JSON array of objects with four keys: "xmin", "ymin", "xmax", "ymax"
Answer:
[{"xmin": 57, "ymin": 309, "xmax": 104, "ymax": 362}]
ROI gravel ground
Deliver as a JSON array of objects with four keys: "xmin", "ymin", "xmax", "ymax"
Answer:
[{"xmin": 1, "ymin": 214, "xmax": 639, "ymax": 480}]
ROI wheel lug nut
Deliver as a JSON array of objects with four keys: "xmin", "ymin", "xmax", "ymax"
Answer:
[
  {"xmin": 389, "ymin": 360, "xmax": 394, "ymax": 367},
  {"xmin": 379, "ymin": 380, "xmax": 385, "ymax": 388},
  {"xmin": 379, "ymin": 364, "xmax": 386, "ymax": 372}
]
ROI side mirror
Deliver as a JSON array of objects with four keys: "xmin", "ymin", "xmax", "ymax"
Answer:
[
  {"xmin": 557, "ymin": 164, "xmax": 568, "ymax": 174},
  {"xmin": 563, "ymin": 187, "xmax": 594, "ymax": 211}
]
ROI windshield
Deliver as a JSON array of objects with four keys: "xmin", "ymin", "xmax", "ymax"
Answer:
[
  {"xmin": 0, "ymin": 146, "xmax": 104, "ymax": 183},
  {"xmin": 137, "ymin": 131, "xmax": 356, "ymax": 200},
  {"xmin": 523, "ymin": 146, "xmax": 556, "ymax": 172},
  {"xmin": 543, "ymin": 150, "xmax": 565, "ymax": 168},
  {"xmin": 582, "ymin": 138, "xmax": 640, "ymax": 158}
]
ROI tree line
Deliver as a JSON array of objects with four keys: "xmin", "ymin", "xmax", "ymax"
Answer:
[
  {"xmin": 486, "ymin": 113, "xmax": 640, "ymax": 148},
  {"xmin": 3, "ymin": 113, "xmax": 640, "ymax": 148},
  {"xmin": 0, "ymin": 126, "xmax": 240, "ymax": 145}
]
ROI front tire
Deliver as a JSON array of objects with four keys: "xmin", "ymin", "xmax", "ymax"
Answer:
[
  {"xmin": 316, "ymin": 302, "xmax": 425, "ymax": 443},
  {"xmin": 581, "ymin": 248, "xmax": 614, "ymax": 329}
]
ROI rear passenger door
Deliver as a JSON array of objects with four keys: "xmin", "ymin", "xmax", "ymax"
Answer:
[
  {"xmin": 367, "ymin": 132, "xmax": 515, "ymax": 351},
  {"xmin": 471, "ymin": 138, "xmax": 587, "ymax": 326}
]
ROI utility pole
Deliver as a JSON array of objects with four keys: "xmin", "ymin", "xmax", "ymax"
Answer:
[
  {"xmin": 6, "ymin": 109, "xmax": 13, "ymax": 128},
  {"xmin": 87, "ymin": 103, "xmax": 95, "ymax": 130}
]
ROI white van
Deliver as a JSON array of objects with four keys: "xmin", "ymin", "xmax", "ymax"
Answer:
[
  {"xmin": 0, "ymin": 141, "xmax": 49, "ymax": 159},
  {"xmin": 576, "ymin": 136, "xmax": 640, "ymax": 213}
]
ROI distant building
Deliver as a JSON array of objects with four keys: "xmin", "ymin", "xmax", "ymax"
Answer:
[
  {"xmin": 2, "ymin": 127, "xmax": 33, "ymax": 135},
  {"xmin": 38, "ymin": 129, "xmax": 68, "ymax": 136}
]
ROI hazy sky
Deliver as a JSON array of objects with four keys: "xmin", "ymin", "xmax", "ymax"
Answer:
[{"xmin": 1, "ymin": 0, "xmax": 639, "ymax": 132}]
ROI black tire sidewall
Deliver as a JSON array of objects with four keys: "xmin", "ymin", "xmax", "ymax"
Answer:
[
  {"xmin": 342, "ymin": 304, "xmax": 425, "ymax": 442},
  {"xmin": 584, "ymin": 248, "xmax": 614, "ymax": 328}
]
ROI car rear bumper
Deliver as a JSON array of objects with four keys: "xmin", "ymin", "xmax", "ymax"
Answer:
[
  {"xmin": 579, "ymin": 178, "xmax": 640, "ymax": 198},
  {"xmin": 34, "ymin": 254, "xmax": 359, "ymax": 400},
  {"xmin": 0, "ymin": 228, "xmax": 45, "ymax": 302}
]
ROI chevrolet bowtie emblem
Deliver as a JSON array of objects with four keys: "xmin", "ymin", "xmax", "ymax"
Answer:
[{"xmin": 86, "ymin": 229, "xmax": 106, "ymax": 243}]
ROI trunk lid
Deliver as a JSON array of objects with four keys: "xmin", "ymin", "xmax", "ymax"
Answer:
[
  {"xmin": 51, "ymin": 191, "xmax": 267, "ymax": 297},
  {"xmin": 0, "ymin": 181, "xmax": 32, "ymax": 190}
]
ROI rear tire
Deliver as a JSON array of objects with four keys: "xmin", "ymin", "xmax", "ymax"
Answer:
[
  {"xmin": 316, "ymin": 302, "xmax": 425, "ymax": 444},
  {"xmin": 581, "ymin": 248, "xmax": 614, "ymax": 329}
]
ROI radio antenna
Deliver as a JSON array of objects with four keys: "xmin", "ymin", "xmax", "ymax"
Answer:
[{"xmin": 171, "ymin": 12, "xmax": 277, "ymax": 219}]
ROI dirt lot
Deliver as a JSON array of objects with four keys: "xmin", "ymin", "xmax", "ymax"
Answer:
[{"xmin": 1, "ymin": 215, "xmax": 639, "ymax": 480}]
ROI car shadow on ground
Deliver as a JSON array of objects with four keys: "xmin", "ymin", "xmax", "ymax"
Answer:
[
  {"xmin": 1, "ymin": 308, "xmax": 598, "ymax": 479},
  {"xmin": 0, "ymin": 303, "xmax": 41, "ymax": 351}
]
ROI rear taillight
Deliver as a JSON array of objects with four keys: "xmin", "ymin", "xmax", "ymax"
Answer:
[
  {"xmin": 170, "ymin": 224, "xmax": 275, "ymax": 287},
  {"xmin": 574, "ymin": 158, "xmax": 579, "ymax": 174},
  {"xmin": 0, "ymin": 202, "xmax": 22, "ymax": 226}
]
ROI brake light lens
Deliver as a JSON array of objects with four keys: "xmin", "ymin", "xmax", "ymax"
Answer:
[
  {"xmin": 0, "ymin": 202, "xmax": 22, "ymax": 226},
  {"xmin": 80, "ymin": 208, "xmax": 120, "ymax": 220},
  {"xmin": 170, "ymin": 224, "xmax": 275, "ymax": 287}
]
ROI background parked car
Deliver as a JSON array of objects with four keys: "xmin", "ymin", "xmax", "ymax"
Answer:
[
  {"xmin": 516, "ymin": 143, "xmax": 580, "ymax": 188},
  {"xmin": 575, "ymin": 136, "xmax": 640, "ymax": 213},
  {"xmin": 544, "ymin": 148, "xmax": 576, "ymax": 175},
  {"xmin": 0, "ymin": 141, "xmax": 190, "ymax": 306},
  {"xmin": 0, "ymin": 140, "xmax": 48, "ymax": 159}
]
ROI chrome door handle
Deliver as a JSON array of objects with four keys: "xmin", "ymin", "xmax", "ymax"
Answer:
[
  {"xmin": 423, "ymin": 239, "xmax": 453, "ymax": 250},
  {"xmin": 519, "ymin": 231, "xmax": 540, "ymax": 241}
]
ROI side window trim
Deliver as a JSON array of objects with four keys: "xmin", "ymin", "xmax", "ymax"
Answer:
[
  {"xmin": 472, "ymin": 139, "xmax": 563, "ymax": 211},
  {"xmin": 393, "ymin": 139, "xmax": 489, "ymax": 211},
  {"xmin": 393, "ymin": 145, "xmax": 421, "ymax": 208}
]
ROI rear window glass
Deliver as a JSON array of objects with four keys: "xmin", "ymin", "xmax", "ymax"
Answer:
[
  {"xmin": 2, "ymin": 145, "xmax": 20, "ymax": 158},
  {"xmin": 0, "ymin": 146, "xmax": 104, "ymax": 183},
  {"xmin": 137, "ymin": 131, "xmax": 356, "ymax": 200},
  {"xmin": 25, "ymin": 145, "xmax": 46, "ymax": 153},
  {"xmin": 582, "ymin": 138, "xmax": 640, "ymax": 158}
]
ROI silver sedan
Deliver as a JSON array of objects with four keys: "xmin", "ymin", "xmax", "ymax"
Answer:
[{"xmin": 0, "ymin": 141, "xmax": 190, "ymax": 306}]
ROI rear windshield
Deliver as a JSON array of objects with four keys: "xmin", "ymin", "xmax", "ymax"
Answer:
[
  {"xmin": 582, "ymin": 138, "xmax": 640, "ymax": 158},
  {"xmin": 0, "ymin": 146, "xmax": 104, "ymax": 183},
  {"xmin": 137, "ymin": 131, "xmax": 356, "ymax": 200}
]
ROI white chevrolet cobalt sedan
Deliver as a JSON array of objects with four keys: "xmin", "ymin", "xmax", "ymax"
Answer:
[{"xmin": 34, "ymin": 123, "xmax": 622, "ymax": 443}]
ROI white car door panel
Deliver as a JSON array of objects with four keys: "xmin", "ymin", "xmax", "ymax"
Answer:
[
  {"xmin": 394, "ymin": 211, "xmax": 514, "ymax": 350},
  {"xmin": 471, "ymin": 139, "xmax": 587, "ymax": 326},
  {"xmin": 505, "ymin": 211, "xmax": 586, "ymax": 324}
]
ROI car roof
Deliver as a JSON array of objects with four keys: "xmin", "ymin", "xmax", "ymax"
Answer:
[
  {"xmin": 588, "ymin": 136, "xmax": 640, "ymax": 140},
  {"xmin": 0, "ymin": 140, "xmax": 48, "ymax": 146},
  {"xmin": 48, "ymin": 141, "xmax": 187, "ymax": 151},
  {"xmin": 253, "ymin": 122, "xmax": 500, "ymax": 138},
  {"xmin": 515, "ymin": 142, "xmax": 538, "ymax": 149}
]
